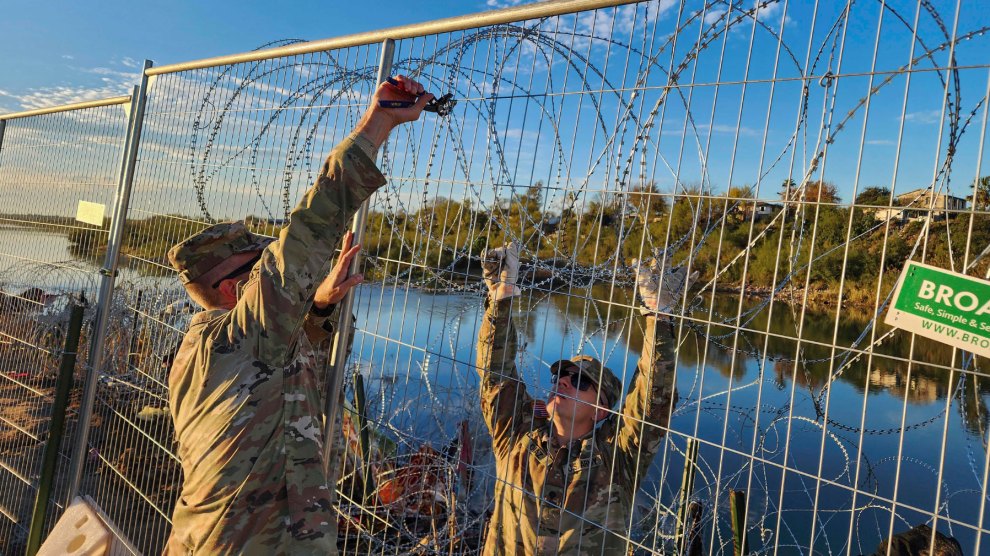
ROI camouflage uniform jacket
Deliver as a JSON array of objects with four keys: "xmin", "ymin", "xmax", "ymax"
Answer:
[
  {"xmin": 477, "ymin": 298, "xmax": 677, "ymax": 555},
  {"xmin": 166, "ymin": 138, "xmax": 385, "ymax": 555}
]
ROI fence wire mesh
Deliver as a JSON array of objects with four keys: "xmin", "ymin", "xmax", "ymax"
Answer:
[
  {"xmin": 2, "ymin": 0, "xmax": 990, "ymax": 554},
  {"xmin": 0, "ymin": 102, "xmax": 129, "ymax": 553},
  {"xmin": 342, "ymin": 2, "xmax": 990, "ymax": 553}
]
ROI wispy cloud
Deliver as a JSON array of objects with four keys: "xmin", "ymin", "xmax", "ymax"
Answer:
[
  {"xmin": 0, "ymin": 60, "xmax": 139, "ymax": 112},
  {"xmin": 575, "ymin": 0, "xmax": 678, "ymax": 40},
  {"xmin": 701, "ymin": 1, "xmax": 791, "ymax": 30},
  {"xmin": 866, "ymin": 139, "xmax": 896, "ymax": 146},
  {"xmin": 655, "ymin": 123, "xmax": 761, "ymax": 138},
  {"xmin": 709, "ymin": 123, "xmax": 760, "ymax": 137},
  {"xmin": 755, "ymin": 1, "xmax": 792, "ymax": 26},
  {"xmin": 485, "ymin": 0, "xmax": 538, "ymax": 8},
  {"xmin": 4, "ymin": 85, "xmax": 127, "ymax": 111},
  {"xmin": 61, "ymin": 54, "xmax": 75, "ymax": 60},
  {"xmin": 617, "ymin": 0, "xmax": 677, "ymax": 34},
  {"xmin": 703, "ymin": 8, "xmax": 727, "ymax": 25},
  {"xmin": 902, "ymin": 110, "xmax": 942, "ymax": 125},
  {"xmin": 80, "ymin": 66, "xmax": 132, "ymax": 77}
]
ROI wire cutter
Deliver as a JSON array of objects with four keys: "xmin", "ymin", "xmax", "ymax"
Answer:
[{"xmin": 378, "ymin": 77, "xmax": 457, "ymax": 117}]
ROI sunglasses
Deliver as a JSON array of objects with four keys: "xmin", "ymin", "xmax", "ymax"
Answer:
[
  {"xmin": 211, "ymin": 254, "xmax": 262, "ymax": 289},
  {"xmin": 551, "ymin": 369, "xmax": 597, "ymax": 392}
]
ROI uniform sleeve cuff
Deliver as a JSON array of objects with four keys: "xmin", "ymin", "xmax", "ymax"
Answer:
[
  {"xmin": 330, "ymin": 136, "xmax": 387, "ymax": 193},
  {"xmin": 485, "ymin": 296, "xmax": 515, "ymax": 314},
  {"xmin": 347, "ymin": 132, "xmax": 380, "ymax": 162},
  {"xmin": 310, "ymin": 301, "xmax": 339, "ymax": 319}
]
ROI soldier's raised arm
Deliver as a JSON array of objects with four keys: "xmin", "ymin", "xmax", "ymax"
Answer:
[
  {"xmin": 614, "ymin": 257, "xmax": 696, "ymax": 476},
  {"xmin": 225, "ymin": 77, "xmax": 433, "ymax": 367},
  {"xmin": 476, "ymin": 243, "xmax": 535, "ymax": 456},
  {"xmin": 164, "ymin": 76, "xmax": 437, "ymax": 554}
]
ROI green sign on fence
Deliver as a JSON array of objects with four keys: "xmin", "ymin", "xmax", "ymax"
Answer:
[{"xmin": 885, "ymin": 261, "xmax": 990, "ymax": 358}]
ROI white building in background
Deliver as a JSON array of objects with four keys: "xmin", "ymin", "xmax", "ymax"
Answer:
[
  {"xmin": 732, "ymin": 201, "xmax": 782, "ymax": 221},
  {"xmin": 872, "ymin": 207, "xmax": 907, "ymax": 223},
  {"xmin": 895, "ymin": 188, "xmax": 968, "ymax": 219}
]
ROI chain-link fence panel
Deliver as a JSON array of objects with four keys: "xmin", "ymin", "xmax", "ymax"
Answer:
[{"xmin": 0, "ymin": 99, "xmax": 130, "ymax": 554}]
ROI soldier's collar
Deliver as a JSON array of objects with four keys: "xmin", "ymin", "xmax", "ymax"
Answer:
[
  {"xmin": 547, "ymin": 430, "xmax": 591, "ymax": 452},
  {"xmin": 572, "ymin": 426, "xmax": 607, "ymax": 454},
  {"xmin": 529, "ymin": 427, "xmax": 550, "ymax": 442}
]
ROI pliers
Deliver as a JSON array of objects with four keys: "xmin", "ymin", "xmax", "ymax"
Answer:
[{"xmin": 378, "ymin": 77, "xmax": 457, "ymax": 117}]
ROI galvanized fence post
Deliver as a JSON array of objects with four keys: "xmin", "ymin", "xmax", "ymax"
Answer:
[
  {"xmin": 0, "ymin": 119, "xmax": 7, "ymax": 180},
  {"xmin": 352, "ymin": 370, "xmax": 375, "ymax": 502},
  {"xmin": 25, "ymin": 297, "xmax": 86, "ymax": 555},
  {"xmin": 66, "ymin": 60, "xmax": 154, "ymax": 501},
  {"xmin": 0, "ymin": 119, "xmax": 6, "ymax": 190},
  {"xmin": 730, "ymin": 489, "xmax": 750, "ymax": 556},
  {"xmin": 322, "ymin": 38, "xmax": 396, "ymax": 474},
  {"xmin": 676, "ymin": 437, "xmax": 700, "ymax": 552}
]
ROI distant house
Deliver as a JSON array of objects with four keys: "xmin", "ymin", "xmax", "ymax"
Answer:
[
  {"xmin": 872, "ymin": 207, "xmax": 907, "ymax": 224},
  {"xmin": 733, "ymin": 201, "xmax": 782, "ymax": 221},
  {"xmin": 895, "ymin": 188, "xmax": 967, "ymax": 219}
]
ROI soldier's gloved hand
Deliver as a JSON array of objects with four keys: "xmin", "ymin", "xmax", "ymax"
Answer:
[
  {"xmin": 633, "ymin": 256, "xmax": 699, "ymax": 314},
  {"xmin": 481, "ymin": 242, "xmax": 521, "ymax": 301}
]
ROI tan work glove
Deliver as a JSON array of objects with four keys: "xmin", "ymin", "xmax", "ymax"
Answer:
[
  {"xmin": 633, "ymin": 256, "xmax": 699, "ymax": 314},
  {"xmin": 481, "ymin": 242, "xmax": 522, "ymax": 301}
]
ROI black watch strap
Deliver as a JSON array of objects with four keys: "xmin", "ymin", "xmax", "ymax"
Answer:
[{"xmin": 310, "ymin": 302, "xmax": 336, "ymax": 318}]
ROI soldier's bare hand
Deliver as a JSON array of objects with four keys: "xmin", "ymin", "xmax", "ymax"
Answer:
[
  {"xmin": 354, "ymin": 75, "xmax": 434, "ymax": 151},
  {"xmin": 313, "ymin": 231, "xmax": 363, "ymax": 309},
  {"xmin": 372, "ymin": 75, "xmax": 434, "ymax": 126}
]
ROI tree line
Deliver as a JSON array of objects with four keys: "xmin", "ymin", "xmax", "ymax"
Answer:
[
  {"xmin": 5, "ymin": 176, "xmax": 984, "ymax": 308},
  {"xmin": 360, "ymin": 177, "xmax": 990, "ymax": 306}
]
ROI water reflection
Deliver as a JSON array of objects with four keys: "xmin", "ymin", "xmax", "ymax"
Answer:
[{"xmin": 350, "ymin": 283, "xmax": 990, "ymax": 551}]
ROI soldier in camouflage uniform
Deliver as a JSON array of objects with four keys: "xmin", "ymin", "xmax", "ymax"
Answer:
[
  {"xmin": 476, "ymin": 243, "xmax": 696, "ymax": 555},
  {"xmin": 164, "ymin": 76, "xmax": 434, "ymax": 555}
]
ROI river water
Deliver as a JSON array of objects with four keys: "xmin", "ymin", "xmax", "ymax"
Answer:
[{"xmin": 347, "ymin": 281, "xmax": 988, "ymax": 552}]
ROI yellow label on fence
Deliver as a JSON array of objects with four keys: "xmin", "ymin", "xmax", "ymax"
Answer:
[{"xmin": 75, "ymin": 200, "xmax": 106, "ymax": 227}]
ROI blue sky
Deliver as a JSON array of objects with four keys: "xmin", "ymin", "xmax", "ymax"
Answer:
[
  {"xmin": 2, "ymin": 0, "xmax": 988, "ymax": 213},
  {"xmin": 0, "ymin": 0, "xmax": 510, "ymax": 112}
]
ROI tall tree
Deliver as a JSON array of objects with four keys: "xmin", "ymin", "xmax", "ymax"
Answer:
[
  {"xmin": 727, "ymin": 185, "xmax": 754, "ymax": 199},
  {"xmin": 854, "ymin": 186, "xmax": 893, "ymax": 206},
  {"xmin": 779, "ymin": 178, "xmax": 797, "ymax": 200},
  {"xmin": 781, "ymin": 180, "xmax": 840, "ymax": 204},
  {"xmin": 968, "ymin": 176, "xmax": 990, "ymax": 210},
  {"xmin": 625, "ymin": 181, "xmax": 667, "ymax": 223}
]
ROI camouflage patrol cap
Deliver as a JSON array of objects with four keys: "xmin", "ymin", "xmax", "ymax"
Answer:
[
  {"xmin": 550, "ymin": 355, "xmax": 622, "ymax": 409},
  {"xmin": 167, "ymin": 221, "xmax": 273, "ymax": 285}
]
